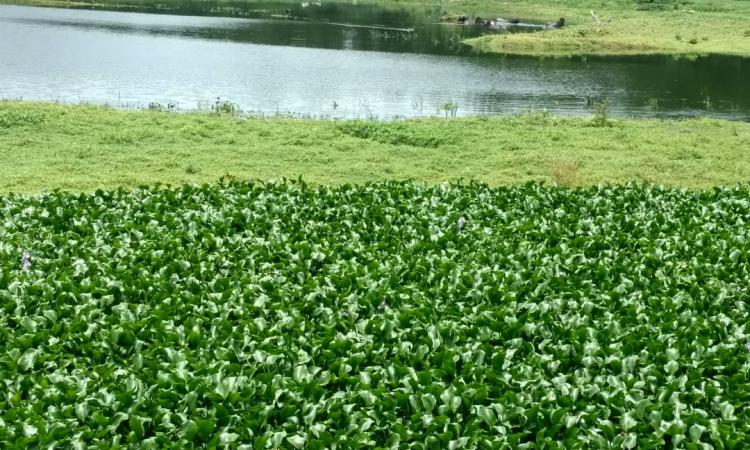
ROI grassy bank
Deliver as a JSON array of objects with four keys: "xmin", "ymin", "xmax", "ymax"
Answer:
[
  {"xmin": 3, "ymin": 0, "xmax": 750, "ymax": 56},
  {"xmin": 1, "ymin": 101, "xmax": 749, "ymax": 193},
  {"xmin": 463, "ymin": 0, "xmax": 750, "ymax": 57}
]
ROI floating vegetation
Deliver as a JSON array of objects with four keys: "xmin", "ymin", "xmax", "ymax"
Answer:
[{"xmin": 2, "ymin": 181, "xmax": 750, "ymax": 447}]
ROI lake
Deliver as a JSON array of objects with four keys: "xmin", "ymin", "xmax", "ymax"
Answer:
[{"xmin": 1, "ymin": 4, "xmax": 748, "ymax": 119}]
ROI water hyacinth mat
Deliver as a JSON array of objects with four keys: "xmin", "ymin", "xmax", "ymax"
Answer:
[{"xmin": 1, "ymin": 181, "xmax": 750, "ymax": 449}]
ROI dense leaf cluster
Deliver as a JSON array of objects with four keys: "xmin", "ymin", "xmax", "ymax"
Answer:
[
  {"xmin": 337, "ymin": 121, "xmax": 458, "ymax": 148},
  {"xmin": 2, "ymin": 181, "xmax": 750, "ymax": 449},
  {"xmin": 0, "ymin": 109, "xmax": 46, "ymax": 129}
]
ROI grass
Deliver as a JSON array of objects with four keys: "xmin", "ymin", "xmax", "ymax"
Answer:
[
  {"xmin": 1, "ymin": 101, "xmax": 749, "ymax": 193},
  {"xmin": 3, "ymin": 0, "xmax": 750, "ymax": 56},
  {"xmin": 437, "ymin": 0, "xmax": 750, "ymax": 57},
  {"xmin": 458, "ymin": 0, "xmax": 750, "ymax": 56}
]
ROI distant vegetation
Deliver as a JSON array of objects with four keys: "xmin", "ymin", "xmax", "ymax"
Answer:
[
  {"xmin": 461, "ymin": 0, "xmax": 750, "ymax": 56},
  {"xmin": 4, "ymin": 0, "xmax": 750, "ymax": 56}
]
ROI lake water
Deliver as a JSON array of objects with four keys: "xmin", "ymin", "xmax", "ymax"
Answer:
[{"xmin": 1, "ymin": 4, "xmax": 748, "ymax": 119}]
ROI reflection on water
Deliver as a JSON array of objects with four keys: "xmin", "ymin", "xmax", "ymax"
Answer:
[
  {"xmin": 1, "ymin": 2, "xmax": 496, "ymax": 55},
  {"xmin": 0, "ymin": 5, "xmax": 748, "ymax": 120},
  {"xmin": 6, "ymin": 14, "xmax": 479, "ymax": 54}
]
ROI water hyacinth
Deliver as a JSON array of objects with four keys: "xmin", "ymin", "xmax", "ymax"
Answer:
[{"xmin": 1, "ymin": 181, "xmax": 750, "ymax": 448}]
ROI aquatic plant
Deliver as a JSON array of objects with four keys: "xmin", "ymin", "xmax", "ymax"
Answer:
[
  {"xmin": 211, "ymin": 97, "xmax": 240, "ymax": 115},
  {"xmin": 439, "ymin": 101, "xmax": 459, "ymax": 117},
  {"xmin": 2, "ymin": 181, "xmax": 750, "ymax": 447}
]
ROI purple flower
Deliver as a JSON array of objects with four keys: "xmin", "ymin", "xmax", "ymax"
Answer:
[
  {"xmin": 21, "ymin": 251, "xmax": 31, "ymax": 272},
  {"xmin": 457, "ymin": 216, "xmax": 467, "ymax": 231}
]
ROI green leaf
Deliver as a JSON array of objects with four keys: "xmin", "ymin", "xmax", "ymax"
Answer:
[
  {"xmin": 20, "ymin": 317, "xmax": 37, "ymax": 332},
  {"xmin": 18, "ymin": 348, "xmax": 39, "ymax": 371},
  {"xmin": 623, "ymin": 433, "xmax": 637, "ymax": 449},
  {"xmin": 75, "ymin": 402, "xmax": 89, "ymax": 421},
  {"xmin": 129, "ymin": 416, "xmax": 146, "ymax": 439},
  {"xmin": 288, "ymin": 434, "xmax": 307, "ymax": 449},
  {"xmin": 23, "ymin": 423, "xmax": 38, "ymax": 437},
  {"xmin": 476, "ymin": 406, "xmax": 496, "ymax": 426},
  {"xmin": 220, "ymin": 432, "xmax": 240, "ymax": 445},
  {"xmin": 689, "ymin": 424, "xmax": 705, "ymax": 442},
  {"xmin": 196, "ymin": 419, "xmax": 216, "ymax": 441},
  {"xmin": 621, "ymin": 413, "xmax": 637, "ymax": 431},
  {"xmin": 421, "ymin": 394, "xmax": 437, "ymax": 412}
]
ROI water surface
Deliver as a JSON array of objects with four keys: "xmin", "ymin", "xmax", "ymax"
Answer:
[{"xmin": 0, "ymin": 5, "xmax": 748, "ymax": 119}]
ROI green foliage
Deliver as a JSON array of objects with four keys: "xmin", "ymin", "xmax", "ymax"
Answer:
[
  {"xmin": 337, "ymin": 120, "xmax": 458, "ymax": 148},
  {"xmin": 511, "ymin": 109, "xmax": 559, "ymax": 126},
  {"xmin": 0, "ymin": 109, "xmax": 45, "ymax": 129},
  {"xmin": 2, "ymin": 180, "xmax": 750, "ymax": 447},
  {"xmin": 591, "ymin": 100, "xmax": 611, "ymax": 127}
]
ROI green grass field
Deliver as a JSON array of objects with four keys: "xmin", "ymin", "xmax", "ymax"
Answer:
[{"xmin": 1, "ymin": 102, "xmax": 749, "ymax": 193}]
